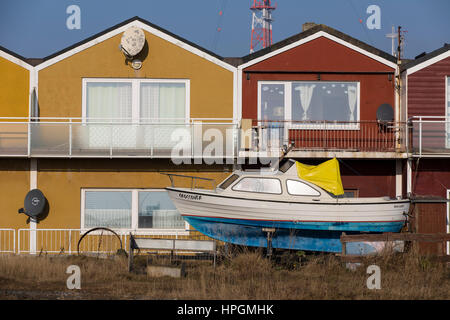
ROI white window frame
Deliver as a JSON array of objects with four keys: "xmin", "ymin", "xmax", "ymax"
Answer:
[
  {"xmin": 81, "ymin": 78, "xmax": 190, "ymax": 124},
  {"xmin": 258, "ymin": 80, "xmax": 360, "ymax": 130},
  {"xmin": 80, "ymin": 188, "xmax": 189, "ymax": 236},
  {"xmin": 445, "ymin": 76, "xmax": 450, "ymax": 149}
]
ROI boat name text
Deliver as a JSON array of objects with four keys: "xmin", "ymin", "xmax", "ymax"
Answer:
[{"xmin": 178, "ymin": 193, "xmax": 202, "ymax": 201}]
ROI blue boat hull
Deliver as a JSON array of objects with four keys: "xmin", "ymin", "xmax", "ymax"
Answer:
[{"xmin": 183, "ymin": 216, "xmax": 405, "ymax": 254}]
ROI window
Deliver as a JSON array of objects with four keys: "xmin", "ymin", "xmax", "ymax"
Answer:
[
  {"xmin": 84, "ymin": 191, "xmax": 132, "ymax": 228},
  {"xmin": 286, "ymin": 180, "xmax": 320, "ymax": 196},
  {"xmin": 260, "ymin": 83, "xmax": 285, "ymax": 122},
  {"xmin": 138, "ymin": 191, "xmax": 184, "ymax": 229},
  {"xmin": 82, "ymin": 79, "xmax": 189, "ymax": 149},
  {"xmin": 218, "ymin": 174, "xmax": 240, "ymax": 190},
  {"xmin": 83, "ymin": 79, "xmax": 189, "ymax": 123},
  {"xmin": 82, "ymin": 189, "xmax": 186, "ymax": 233},
  {"xmin": 232, "ymin": 177, "xmax": 282, "ymax": 194},
  {"xmin": 258, "ymin": 81, "xmax": 360, "ymax": 129}
]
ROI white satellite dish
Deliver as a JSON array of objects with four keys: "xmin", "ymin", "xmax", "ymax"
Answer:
[{"xmin": 120, "ymin": 26, "xmax": 146, "ymax": 57}]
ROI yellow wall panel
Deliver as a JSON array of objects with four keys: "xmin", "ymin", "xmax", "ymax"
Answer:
[
  {"xmin": 38, "ymin": 32, "xmax": 234, "ymax": 119},
  {"xmin": 36, "ymin": 159, "xmax": 232, "ymax": 229},
  {"xmin": 0, "ymin": 159, "xmax": 30, "ymax": 229},
  {"xmin": 0, "ymin": 57, "xmax": 29, "ymax": 117}
]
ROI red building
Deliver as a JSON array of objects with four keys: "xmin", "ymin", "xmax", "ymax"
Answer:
[
  {"xmin": 232, "ymin": 24, "xmax": 405, "ymax": 201},
  {"xmin": 401, "ymin": 44, "xmax": 450, "ymax": 254}
]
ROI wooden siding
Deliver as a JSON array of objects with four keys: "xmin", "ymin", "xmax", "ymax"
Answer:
[
  {"xmin": 412, "ymin": 203, "xmax": 447, "ymax": 255},
  {"xmin": 407, "ymin": 56, "xmax": 450, "ymax": 117},
  {"xmin": 295, "ymin": 159, "xmax": 396, "ymax": 198},
  {"xmin": 242, "ymin": 36, "xmax": 396, "ymax": 121}
]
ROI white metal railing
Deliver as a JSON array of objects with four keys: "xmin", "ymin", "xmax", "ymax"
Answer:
[
  {"xmin": 0, "ymin": 229, "xmax": 16, "ymax": 253},
  {"xmin": 408, "ymin": 116, "xmax": 450, "ymax": 157},
  {"xmin": 16, "ymin": 228, "xmax": 195, "ymax": 255},
  {"xmin": 250, "ymin": 120, "xmax": 406, "ymax": 153},
  {"xmin": 0, "ymin": 117, "xmax": 238, "ymax": 159}
]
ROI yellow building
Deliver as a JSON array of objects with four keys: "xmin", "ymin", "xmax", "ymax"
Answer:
[
  {"xmin": 0, "ymin": 17, "xmax": 238, "ymax": 254},
  {"xmin": 0, "ymin": 46, "xmax": 35, "ymax": 253}
]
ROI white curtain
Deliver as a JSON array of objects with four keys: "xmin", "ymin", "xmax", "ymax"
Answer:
[
  {"xmin": 140, "ymin": 84, "xmax": 159, "ymax": 121},
  {"xmin": 140, "ymin": 83, "xmax": 185, "ymax": 122},
  {"xmin": 86, "ymin": 83, "xmax": 132, "ymax": 123},
  {"xmin": 347, "ymin": 85, "xmax": 357, "ymax": 122},
  {"xmin": 295, "ymin": 84, "xmax": 316, "ymax": 120}
]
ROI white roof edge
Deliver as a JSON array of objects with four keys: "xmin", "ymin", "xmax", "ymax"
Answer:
[
  {"xmin": 0, "ymin": 49, "xmax": 34, "ymax": 71},
  {"xmin": 406, "ymin": 50, "xmax": 450, "ymax": 76},
  {"xmin": 35, "ymin": 19, "xmax": 236, "ymax": 73},
  {"xmin": 238, "ymin": 31, "xmax": 397, "ymax": 70}
]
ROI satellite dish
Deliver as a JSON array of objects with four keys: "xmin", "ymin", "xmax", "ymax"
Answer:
[
  {"xmin": 120, "ymin": 26, "xmax": 146, "ymax": 58},
  {"xmin": 376, "ymin": 103, "xmax": 394, "ymax": 122},
  {"xmin": 18, "ymin": 189, "xmax": 47, "ymax": 219}
]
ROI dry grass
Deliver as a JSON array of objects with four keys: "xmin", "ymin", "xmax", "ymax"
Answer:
[{"xmin": 0, "ymin": 246, "xmax": 448, "ymax": 300}]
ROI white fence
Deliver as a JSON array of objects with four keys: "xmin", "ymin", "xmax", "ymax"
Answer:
[
  {"xmin": 0, "ymin": 229, "xmax": 15, "ymax": 253},
  {"xmin": 11, "ymin": 228, "xmax": 196, "ymax": 255},
  {"xmin": 17, "ymin": 228, "xmax": 128, "ymax": 255}
]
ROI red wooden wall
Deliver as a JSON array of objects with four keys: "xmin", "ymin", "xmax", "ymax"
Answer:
[{"xmin": 242, "ymin": 36, "xmax": 396, "ymax": 121}]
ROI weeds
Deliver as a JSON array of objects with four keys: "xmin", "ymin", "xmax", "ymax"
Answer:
[{"xmin": 0, "ymin": 247, "xmax": 448, "ymax": 300}]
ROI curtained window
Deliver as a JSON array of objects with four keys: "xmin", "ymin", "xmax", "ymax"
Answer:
[
  {"xmin": 82, "ymin": 189, "xmax": 185, "ymax": 231},
  {"xmin": 84, "ymin": 79, "xmax": 188, "ymax": 122},
  {"xmin": 86, "ymin": 82, "xmax": 132, "ymax": 123},
  {"xmin": 259, "ymin": 81, "xmax": 360, "ymax": 127},
  {"xmin": 292, "ymin": 81, "xmax": 359, "ymax": 122}
]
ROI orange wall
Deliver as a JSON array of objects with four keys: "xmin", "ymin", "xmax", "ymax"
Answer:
[
  {"xmin": 0, "ymin": 56, "xmax": 29, "ymax": 117},
  {"xmin": 36, "ymin": 159, "xmax": 232, "ymax": 229},
  {"xmin": 38, "ymin": 31, "xmax": 234, "ymax": 119},
  {"xmin": 0, "ymin": 159, "xmax": 30, "ymax": 229}
]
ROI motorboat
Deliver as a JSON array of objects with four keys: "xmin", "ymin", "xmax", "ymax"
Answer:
[{"xmin": 165, "ymin": 158, "xmax": 410, "ymax": 253}]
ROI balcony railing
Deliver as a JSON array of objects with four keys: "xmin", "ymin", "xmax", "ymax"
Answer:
[
  {"xmin": 0, "ymin": 117, "xmax": 430, "ymax": 158},
  {"xmin": 249, "ymin": 120, "xmax": 406, "ymax": 154},
  {"xmin": 408, "ymin": 116, "xmax": 450, "ymax": 157},
  {"xmin": 0, "ymin": 117, "xmax": 238, "ymax": 159}
]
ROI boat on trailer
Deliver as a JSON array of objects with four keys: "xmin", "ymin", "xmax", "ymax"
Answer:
[{"xmin": 165, "ymin": 158, "xmax": 410, "ymax": 254}]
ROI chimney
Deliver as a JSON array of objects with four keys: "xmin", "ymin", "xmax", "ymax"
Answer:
[{"xmin": 302, "ymin": 22, "xmax": 317, "ymax": 32}]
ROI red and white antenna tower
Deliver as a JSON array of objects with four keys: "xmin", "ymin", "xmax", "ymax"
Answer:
[{"xmin": 250, "ymin": 0, "xmax": 276, "ymax": 53}]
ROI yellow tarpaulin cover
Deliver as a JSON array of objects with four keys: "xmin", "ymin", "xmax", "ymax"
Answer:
[{"xmin": 296, "ymin": 158, "xmax": 344, "ymax": 196}]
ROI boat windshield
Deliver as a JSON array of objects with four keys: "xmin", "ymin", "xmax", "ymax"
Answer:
[{"xmin": 217, "ymin": 174, "xmax": 240, "ymax": 190}]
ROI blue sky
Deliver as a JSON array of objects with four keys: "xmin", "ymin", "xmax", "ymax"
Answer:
[{"xmin": 0, "ymin": 0, "xmax": 449, "ymax": 60}]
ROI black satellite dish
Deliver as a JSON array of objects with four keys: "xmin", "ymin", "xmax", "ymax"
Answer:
[
  {"xmin": 18, "ymin": 189, "xmax": 47, "ymax": 219},
  {"xmin": 376, "ymin": 103, "xmax": 394, "ymax": 122}
]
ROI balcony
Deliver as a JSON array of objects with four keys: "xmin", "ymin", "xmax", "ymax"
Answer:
[
  {"xmin": 242, "ymin": 120, "xmax": 408, "ymax": 159},
  {"xmin": 0, "ymin": 118, "xmax": 420, "ymax": 160},
  {"xmin": 408, "ymin": 116, "xmax": 450, "ymax": 157},
  {"xmin": 0, "ymin": 118, "xmax": 238, "ymax": 159}
]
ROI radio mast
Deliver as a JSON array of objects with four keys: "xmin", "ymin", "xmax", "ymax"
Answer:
[{"xmin": 250, "ymin": 0, "xmax": 276, "ymax": 53}]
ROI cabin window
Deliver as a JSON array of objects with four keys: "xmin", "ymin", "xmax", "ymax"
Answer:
[
  {"xmin": 286, "ymin": 180, "xmax": 320, "ymax": 196},
  {"xmin": 81, "ymin": 189, "xmax": 186, "ymax": 233},
  {"xmin": 218, "ymin": 174, "xmax": 240, "ymax": 190},
  {"xmin": 258, "ymin": 81, "xmax": 360, "ymax": 129},
  {"xmin": 232, "ymin": 177, "xmax": 282, "ymax": 194}
]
